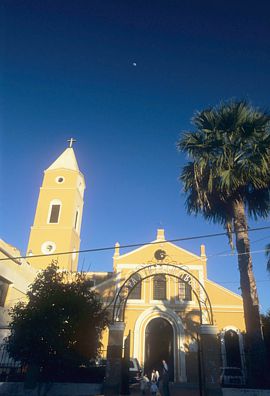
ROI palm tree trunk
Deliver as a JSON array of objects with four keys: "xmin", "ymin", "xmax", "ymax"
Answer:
[
  {"xmin": 232, "ymin": 200, "xmax": 262, "ymax": 337},
  {"xmin": 232, "ymin": 199, "xmax": 265, "ymax": 386}
]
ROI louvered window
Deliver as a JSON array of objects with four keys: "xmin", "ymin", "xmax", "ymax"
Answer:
[
  {"xmin": 128, "ymin": 274, "xmax": 142, "ymax": 299},
  {"xmin": 179, "ymin": 280, "xmax": 192, "ymax": 301},
  {"xmin": 153, "ymin": 275, "xmax": 166, "ymax": 300}
]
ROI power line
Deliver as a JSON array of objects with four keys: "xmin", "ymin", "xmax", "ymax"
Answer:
[
  {"xmin": 219, "ymin": 280, "xmax": 270, "ymax": 285},
  {"xmin": 1, "ymin": 225, "xmax": 270, "ymax": 262},
  {"xmin": 211, "ymin": 247, "xmax": 270, "ymax": 258}
]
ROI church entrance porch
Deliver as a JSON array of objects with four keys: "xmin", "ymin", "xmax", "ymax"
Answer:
[
  {"xmin": 144, "ymin": 317, "xmax": 174, "ymax": 381},
  {"xmin": 133, "ymin": 307, "xmax": 187, "ymax": 383},
  {"xmin": 106, "ymin": 263, "xmax": 222, "ymax": 395}
]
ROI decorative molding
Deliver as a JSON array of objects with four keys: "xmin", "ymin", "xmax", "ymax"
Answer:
[
  {"xmin": 211, "ymin": 305, "xmax": 243, "ymax": 309},
  {"xmin": 200, "ymin": 324, "xmax": 219, "ymax": 335},
  {"xmin": 115, "ymin": 240, "xmax": 201, "ymax": 261},
  {"xmin": 116, "ymin": 263, "xmax": 203, "ymax": 270}
]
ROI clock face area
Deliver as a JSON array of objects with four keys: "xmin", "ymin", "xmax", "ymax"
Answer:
[
  {"xmin": 41, "ymin": 241, "xmax": 56, "ymax": 255},
  {"xmin": 154, "ymin": 249, "xmax": 167, "ymax": 261}
]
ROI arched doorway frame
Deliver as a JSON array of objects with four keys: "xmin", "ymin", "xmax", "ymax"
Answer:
[
  {"xmin": 220, "ymin": 325, "xmax": 246, "ymax": 378},
  {"xmin": 133, "ymin": 306, "xmax": 187, "ymax": 382}
]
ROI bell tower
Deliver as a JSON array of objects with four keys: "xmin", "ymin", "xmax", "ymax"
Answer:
[{"xmin": 27, "ymin": 139, "xmax": 85, "ymax": 271}]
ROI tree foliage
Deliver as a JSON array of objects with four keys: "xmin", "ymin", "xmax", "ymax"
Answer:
[
  {"xmin": 6, "ymin": 262, "xmax": 109, "ymax": 369},
  {"xmin": 178, "ymin": 100, "xmax": 270, "ymax": 236},
  {"xmin": 177, "ymin": 100, "xmax": 270, "ymax": 385}
]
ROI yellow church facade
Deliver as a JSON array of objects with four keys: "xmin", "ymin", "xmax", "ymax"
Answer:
[
  {"xmin": 93, "ymin": 228, "xmax": 245, "ymax": 382},
  {"xmin": 1, "ymin": 144, "xmax": 246, "ymax": 384}
]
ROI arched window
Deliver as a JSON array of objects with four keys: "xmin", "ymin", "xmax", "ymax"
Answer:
[
  {"xmin": 128, "ymin": 274, "xmax": 142, "ymax": 300},
  {"xmin": 178, "ymin": 280, "xmax": 192, "ymax": 301},
  {"xmin": 153, "ymin": 275, "xmax": 166, "ymax": 300},
  {"xmin": 224, "ymin": 330, "xmax": 242, "ymax": 368},
  {"xmin": 48, "ymin": 199, "xmax": 62, "ymax": 224}
]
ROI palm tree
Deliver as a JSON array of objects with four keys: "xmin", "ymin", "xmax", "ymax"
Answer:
[
  {"xmin": 177, "ymin": 100, "xmax": 270, "ymax": 385},
  {"xmin": 266, "ymin": 243, "xmax": 270, "ymax": 272}
]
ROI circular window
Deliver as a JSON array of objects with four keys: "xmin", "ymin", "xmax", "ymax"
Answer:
[
  {"xmin": 41, "ymin": 241, "xmax": 56, "ymax": 255},
  {"xmin": 56, "ymin": 176, "xmax": 65, "ymax": 184}
]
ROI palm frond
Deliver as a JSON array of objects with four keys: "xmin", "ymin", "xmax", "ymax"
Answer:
[{"xmin": 178, "ymin": 100, "xmax": 270, "ymax": 224}]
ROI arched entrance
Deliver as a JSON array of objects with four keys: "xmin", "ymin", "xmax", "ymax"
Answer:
[
  {"xmin": 224, "ymin": 330, "xmax": 242, "ymax": 367},
  {"xmin": 133, "ymin": 306, "xmax": 186, "ymax": 382},
  {"xmin": 144, "ymin": 318, "xmax": 174, "ymax": 381},
  {"xmin": 221, "ymin": 326, "xmax": 246, "ymax": 376}
]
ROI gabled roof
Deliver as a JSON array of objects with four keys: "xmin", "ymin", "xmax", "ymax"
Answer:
[
  {"xmin": 46, "ymin": 148, "xmax": 80, "ymax": 172},
  {"xmin": 117, "ymin": 240, "xmax": 201, "ymax": 261},
  {"xmin": 114, "ymin": 229, "xmax": 203, "ymax": 266}
]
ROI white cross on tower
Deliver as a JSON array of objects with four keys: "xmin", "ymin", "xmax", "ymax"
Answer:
[{"xmin": 67, "ymin": 138, "xmax": 77, "ymax": 148}]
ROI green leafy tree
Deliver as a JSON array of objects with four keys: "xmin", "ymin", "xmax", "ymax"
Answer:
[
  {"xmin": 6, "ymin": 262, "xmax": 109, "ymax": 373},
  {"xmin": 177, "ymin": 100, "xmax": 270, "ymax": 385}
]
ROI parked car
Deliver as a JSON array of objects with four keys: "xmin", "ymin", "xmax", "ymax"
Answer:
[
  {"xmin": 95, "ymin": 357, "xmax": 142, "ymax": 383},
  {"xmin": 220, "ymin": 367, "xmax": 245, "ymax": 386},
  {"xmin": 129, "ymin": 358, "xmax": 142, "ymax": 383}
]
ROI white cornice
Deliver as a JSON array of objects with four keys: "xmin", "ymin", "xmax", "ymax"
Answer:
[{"xmin": 206, "ymin": 279, "xmax": 243, "ymax": 300}]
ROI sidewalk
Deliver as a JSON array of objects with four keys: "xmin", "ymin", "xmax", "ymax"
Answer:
[{"xmin": 129, "ymin": 382, "xmax": 201, "ymax": 396}]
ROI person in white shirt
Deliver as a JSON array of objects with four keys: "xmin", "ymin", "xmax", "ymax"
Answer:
[{"xmin": 151, "ymin": 369, "xmax": 159, "ymax": 383}]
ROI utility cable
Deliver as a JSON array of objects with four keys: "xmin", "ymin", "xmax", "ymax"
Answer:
[{"xmin": 1, "ymin": 225, "xmax": 270, "ymax": 262}]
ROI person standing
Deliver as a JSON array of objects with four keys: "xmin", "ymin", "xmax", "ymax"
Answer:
[
  {"xmin": 150, "ymin": 381, "xmax": 158, "ymax": 396},
  {"xmin": 140, "ymin": 374, "xmax": 149, "ymax": 395},
  {"xmin": 161, "ymin": 360, "xmax": 170, "ymax": 396}
]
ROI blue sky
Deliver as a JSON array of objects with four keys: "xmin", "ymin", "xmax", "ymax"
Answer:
[{"xmin": 1, "ymin": 0, "xmax": 270, "ymax": 313}]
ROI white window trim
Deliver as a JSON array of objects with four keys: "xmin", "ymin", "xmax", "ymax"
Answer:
[{"xmin": 47, "ymin": 199, "xmax": 62, "ymax": 224}]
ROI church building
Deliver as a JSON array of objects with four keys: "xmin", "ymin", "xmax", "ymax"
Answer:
[{"xmin": 1, "ymin": 144, "xmax": 246, "ymax": 385}]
